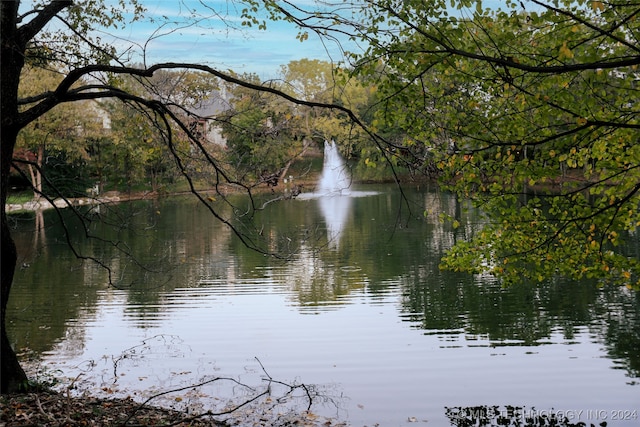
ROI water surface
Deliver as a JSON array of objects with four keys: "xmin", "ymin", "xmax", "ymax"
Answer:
[{"xmin": 7, "ymin": 184, "xmax": 640, "ymax": 426}]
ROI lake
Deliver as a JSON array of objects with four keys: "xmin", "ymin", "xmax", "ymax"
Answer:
[{"xmin": 6, "ymin": 184, "xmax": 640, "ymax": 426}]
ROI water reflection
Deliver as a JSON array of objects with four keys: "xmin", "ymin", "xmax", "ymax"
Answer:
[
  {"xmin": 317, "ymin": 195, "xmax": 352, "ymax": 249},
  {"xmin": 286, "ymin": 246, "xmax": 370, "ymax": 310},
  {"xmin": 6, "ymin": 186, "xmax": 640, "ymax": 426}
]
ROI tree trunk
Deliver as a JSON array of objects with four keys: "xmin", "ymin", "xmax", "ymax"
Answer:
[
  {"xmin": 1, "ymin": 0, "xmax": 29, "ymax": 394},
  {"xmin": 1, "ymin": 127, "xmax": 28, "ymax": 394},
  {"xmin": 26, "ymin": 145, "xmax": 44, "ymax": 200},
  {"xmin": 1, "ymin": 93, "xmax": 29, "ymax": 394},
  {"xmin": 27, "ymin": 163, "xmax": 38, "ymax": 198},
  {"xmin": 2, "ymin": 0, "xmax": 74, "ymax": 393},
  {"xmin": 35, "ymin": 144, "xmax": 44, "ymax": 198},
  {"xmin": 1, "ymin": 207, "xmax": 26, "ymax": 394}
]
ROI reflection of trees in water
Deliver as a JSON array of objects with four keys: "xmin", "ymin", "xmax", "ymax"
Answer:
[
  {"xmin": 596, "ymin": 286, "xmax": 640, "ymax": 379},
  {"xmin": 8, "ymin": 188, "xmax": 640, "ymax": 382},
  {"xmin": 7, "ymin": 198, "xmax": 235, "ymax": 352},
  {"xmin": 287, "ymin": 246, "xmax": 367, "ymax": 308},
  {"xmin": 244, "ymin": 187, "xmax": 640, "ymax": 380},
  {"xmin": 386, "ymin": 189, "xmax": 640, "ymax": 380},
  {"xmin": 9, "ymin": 209, "xmax": 101, "ymax": 354},
  {"xmin": 90, "ymin": 199, "xmax": 236, "ymax": 322},
  {"xmin": 401, "ymin": 276, "xmax": 640, "ymax": 378}
]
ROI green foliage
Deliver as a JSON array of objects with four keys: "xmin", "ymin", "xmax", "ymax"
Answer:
[
  {"xmin": 15, "ymin": 66, "xmax": 104, "ymax": 197},
  {"xmin": 11, "ymin": 0, "xmax": 639, "ymax": 289},
  {"xmin": 336, "ymin": 0, "xmax": 640, "ymax": 287},
  {"xmin": 86, "ymin": 69, "xmax": 222, "ymax": 192},
  {"xmin": 42, "ymin": 153, "xmax": 93, "ymax": 196},
  {"xmin": 220, "ymin": 73, "xmax": 298, "ymax": 185},
  {"xmin": 28, "ymin": 0, "xmax": 145, "ymax": 67},
  {"xmin": 220, "ymin": 62, "xmax": 376, "ymax": 185},
  {"xmin": 18, "ymin": 66, "xmax": 102, "ymax": 155}
]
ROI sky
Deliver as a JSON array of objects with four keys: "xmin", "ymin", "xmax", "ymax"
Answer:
[
  {"xmin": 21, "ymin": 0, "xmax": 522, "ymax": 79},
  {"xmin": 97, "ymin": 0, "xmax": 356, "ymax": 78},
  {"xmin": 17, "ymin": 0, "xmax": 353, "ymax": 78}
]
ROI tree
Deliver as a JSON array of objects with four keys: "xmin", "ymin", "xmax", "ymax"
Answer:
[
  {"xmin": 89, "ymin": 69, "xmax": 220, "ymax": 193},
  {"xmin": 1, "ymin": 0, "xmax": 125, "ymax": 393},
  {"xmin": 280, "ymin": 60, "xmax": 374, "ymax": 169},
  {"xmin": 220, "ymin": 61, "xmax": 374, "ymax": 186},
  {"xmin": 14, "ymin": 65, "xmax": 103, "ymax": 199},
  {"xmin": 221, "ymin": 72, "xmax": 300, "ymax": 186},
  {"xmin": 262, "ymin": 0, "xmax": 640, "ymax": 287},
  {"xmin": 1, "ymin": 0, "xmax": 364, "ymax": 393}
]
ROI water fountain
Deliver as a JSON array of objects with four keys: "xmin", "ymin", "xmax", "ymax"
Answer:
[
  {"xmin": 295, "ymin": 140, "xmax": 378, "ymax": 248},
  {"xmin": 317, "ymin": 140, "xmax": 351, "ymax": 196},
  {"xmin": 303, "ymin": 139, "xmax": 378, "ymax": 200}
]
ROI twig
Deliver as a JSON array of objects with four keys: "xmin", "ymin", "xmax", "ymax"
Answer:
[
  {"xmin": 256, "ymin": 356, "xmax": 314, "ymax": 411},
  {"xmin": 33, "ymin": 393, "xmax": 55, "ymax": 422},
  {"xmin": 120, "ymin": 360, "xmax": 320, "ymax": 426},
  {"xmin": 118, "ymin": 376, "xmax": 256, "ymax": 426}
]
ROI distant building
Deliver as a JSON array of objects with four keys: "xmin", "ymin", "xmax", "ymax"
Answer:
[
  {"xmin": 90, "ymin": 100, "xmax": 112, "ymax": 130},
  {"xmin": 187, "ymin": 89, "xmax": 232, "ymax": 148}
]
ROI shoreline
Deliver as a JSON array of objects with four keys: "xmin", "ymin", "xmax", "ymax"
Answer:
[
  {"xmin": 4, "ymin": 190, "xmax": 160, "ymax": 214},
  {"xmin": 5, "ymin": 176, "xmax": 433, "ymax": 214},
  {"xmin": 4, "ymin": 180, "xmax": 314, "ymax": 214}
]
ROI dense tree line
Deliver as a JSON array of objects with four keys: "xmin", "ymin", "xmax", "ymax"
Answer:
[{"xmin": 10, "ymin": 59, "xmax": 385, "ymax": 198}]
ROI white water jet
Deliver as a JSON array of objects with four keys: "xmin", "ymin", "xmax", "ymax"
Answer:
[
  {"xmin": 317, "ymin": 140, "xmax": 351, "ymax": 196},
  {"xmin": 295, "ymin": 139, "xmax": 376, "ymax": 248}
]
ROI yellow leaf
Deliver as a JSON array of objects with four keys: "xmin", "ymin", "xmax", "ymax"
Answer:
[{"xmin": 559, "ymin": 42, "xmax": 574, "ymax": 59}]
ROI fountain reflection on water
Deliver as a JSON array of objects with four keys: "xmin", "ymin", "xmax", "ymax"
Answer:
[{"xmin": 297, "ymin": 140, "xmax": 377, "ymax": 248}]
